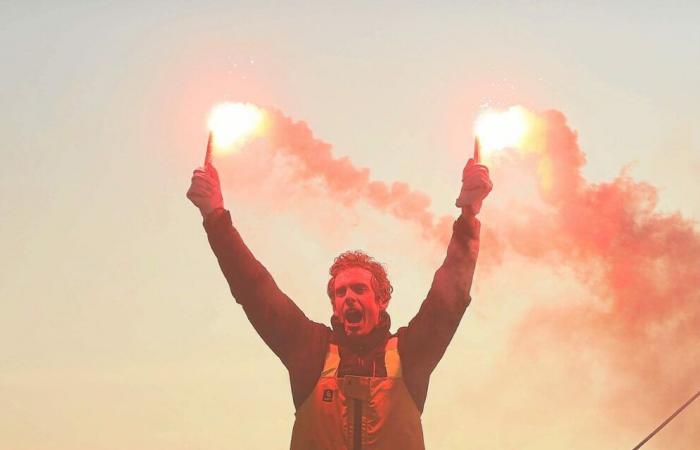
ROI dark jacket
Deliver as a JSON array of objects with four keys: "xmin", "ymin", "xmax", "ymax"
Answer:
[{"xmin": 203, "ymin": 209, "xmax": 480, "ymax": 412}]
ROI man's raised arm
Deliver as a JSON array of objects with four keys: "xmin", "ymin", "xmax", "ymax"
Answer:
[
  {"xmin": 187, "ymin": 164, "xmax": 326, "ymax": 369},
  {"xmin": 398, "ymin": 158, "xmax": 492, "ymax": 385}
]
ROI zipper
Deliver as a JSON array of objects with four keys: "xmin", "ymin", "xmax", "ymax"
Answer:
[{"xmin": 353, "ymin": 398, "xmax": 362, "ymax": 450}]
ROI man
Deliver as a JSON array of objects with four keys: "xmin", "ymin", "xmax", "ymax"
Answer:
[{"xmin": 187, "ymin": 155, "xmax": 492, "ymax": 449}]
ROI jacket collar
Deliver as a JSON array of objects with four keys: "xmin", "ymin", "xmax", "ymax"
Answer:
[{"xmin": 331, "ymin": 311, "xmax": 391, "ymax": 351}]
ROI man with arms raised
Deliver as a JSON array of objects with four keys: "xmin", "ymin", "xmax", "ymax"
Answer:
[{"xmin": 187, "ymin": 156, "xmax": 492, "ymax": 449}]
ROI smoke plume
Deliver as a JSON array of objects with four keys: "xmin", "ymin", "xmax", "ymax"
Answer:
[
  {"xmin": 260, "ymin": 107, "xmax": 457, "ymax": 245},
  {"xmin": 499, "ymin": 109, "xmax": 700, "ymax": 423}
]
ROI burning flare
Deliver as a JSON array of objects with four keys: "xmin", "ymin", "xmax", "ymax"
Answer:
[
  {"xmin": 207, "ymin": 102, "xmax": 264, "ymax": 150},
  {"xmin": 475, "ymin": 106, "xmax": 529, "ymax": 155}
]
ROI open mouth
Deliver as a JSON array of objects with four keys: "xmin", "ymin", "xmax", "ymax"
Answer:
[{"xmin": 344, "ymin": 309, "xmax": 364, "ymax": 324}]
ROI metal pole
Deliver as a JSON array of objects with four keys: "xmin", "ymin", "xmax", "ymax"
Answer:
[{"xmin": 632, "ymin": 389, "xmax": 700, "ymax": 449}]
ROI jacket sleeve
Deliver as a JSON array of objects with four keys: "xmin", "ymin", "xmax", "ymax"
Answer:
[
  {"xmin": 398, "ymin": 214, "xmax": 480, "ymax": 379},
  {"xmin": 203, "ymin": 209, "xmax": 328, "ymax": 372}
]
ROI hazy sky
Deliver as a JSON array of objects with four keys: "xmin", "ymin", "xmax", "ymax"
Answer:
[{"xmin": 2, "ymin": 2, "xmax": 699, "ymax": 449}]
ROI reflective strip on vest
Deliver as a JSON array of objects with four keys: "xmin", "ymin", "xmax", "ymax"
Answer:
[{"xmin": 290, "ymin": 337, "xmax": 425, "ymax": 450}]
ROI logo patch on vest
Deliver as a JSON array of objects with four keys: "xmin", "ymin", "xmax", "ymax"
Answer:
[{"xmin": 322, "ymin": 389, "xmax": 334, "ymax": 402}]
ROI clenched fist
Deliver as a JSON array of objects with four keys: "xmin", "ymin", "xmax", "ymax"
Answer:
[
  {"xmin": 455, "ymin": 159, "xmax": 493, "ymax": 216},
  {"xmin": 187, "ymin": 164, "xmax": 224, "ymax": 217}
]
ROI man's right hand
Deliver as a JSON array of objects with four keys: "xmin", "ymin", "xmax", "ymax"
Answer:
[
  {"xmin": 187, "ymin": 164, "xmax": 224, "ymax": 217},
  {"xmin": 455, "ymin": 158, "xmax": 492, "ymax": 216}
]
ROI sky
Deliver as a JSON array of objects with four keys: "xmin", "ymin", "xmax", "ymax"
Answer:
[{"xmin": 1, "ymin": 1, "xmax": 699, "ymax": 449}]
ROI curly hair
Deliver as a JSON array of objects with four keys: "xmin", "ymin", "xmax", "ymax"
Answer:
[{"xmin": 326, "ymin": 250, "xmax": 393, "ymax": 305}]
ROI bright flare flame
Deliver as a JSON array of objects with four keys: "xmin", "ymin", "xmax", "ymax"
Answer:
[
  {"xmin": 475, "ymin": 106, "xmax": 528, "ymax": 154},
  {"xmin": 207, "ymin": 102, "xmax": 263, "ymax": 149}
]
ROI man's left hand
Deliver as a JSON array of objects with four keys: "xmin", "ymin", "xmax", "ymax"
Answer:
[{"xmin": 455, "ymin": 159, "xmax": 493, "ymax": 216}]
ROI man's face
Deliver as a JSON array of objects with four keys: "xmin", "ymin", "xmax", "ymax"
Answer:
[{"xmin": 331, "ymin": 267, "xmax": 387, "ymax": 336}]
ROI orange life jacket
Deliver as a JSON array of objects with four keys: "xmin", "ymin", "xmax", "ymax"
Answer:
[{"xmin": 290, "ymin": 337, "xmax": 425, "ymax": 450}]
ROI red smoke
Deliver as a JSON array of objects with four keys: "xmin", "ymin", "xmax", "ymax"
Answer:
[
  {"xmin": 261, "ymin": 107, "xmax": 456, "ymax": 245},
  {"xmin": 499, "ymin": 109, "xmax": 700, "ymax": 431}
]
